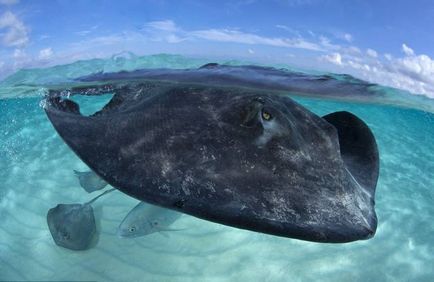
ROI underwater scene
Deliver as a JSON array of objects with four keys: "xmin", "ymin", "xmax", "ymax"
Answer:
[
  {"xmin": 1, "ymin": 54, "xmax": 433, "ymax": 282},
  {"xmin": 1, "ymin": 1, "xmax": 434, "ymax": 282}
]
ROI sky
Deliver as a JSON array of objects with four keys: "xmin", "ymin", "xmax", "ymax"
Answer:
[{"xmin": 1, "ymin": 0, "xmax": 434, "ymax": 97}]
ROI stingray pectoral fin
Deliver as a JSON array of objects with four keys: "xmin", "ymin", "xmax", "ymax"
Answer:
[
  {"xmin": 48, "ymin": 96, "xmax": 81, "ymax": 114},
  {"xmin": 44, "ymin": 96, "xmax": 117, "ymax": 181},
  {"xmin": 323, "ymin": 111, "xmax": 379, "ymax": 194}
]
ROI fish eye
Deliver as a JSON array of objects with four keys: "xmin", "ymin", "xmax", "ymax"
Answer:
[
  {"xmin": 128, "ymin": 226, "xmax": 136, "ymax": 233},
  {"xmin": 262, "ymin": 110, "xmax": 272, "ymax": 121},
  {"xmin": 152, "ymin": 221, "xmax": 159, "ymax": 226}
]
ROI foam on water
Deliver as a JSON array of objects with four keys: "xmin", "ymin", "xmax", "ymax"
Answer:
[{"xmin": 0, "ymin": 56, "xmax": 434, "ymax": 281}]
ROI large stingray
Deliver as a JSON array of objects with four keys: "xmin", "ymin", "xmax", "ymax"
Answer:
[
  {"xmin": 44, "ymin": 64, "xmax": 379, "ymax": 243},
  {"xmin": 78, "ymin": 63, "xmax": 378, "ymax": 100}
]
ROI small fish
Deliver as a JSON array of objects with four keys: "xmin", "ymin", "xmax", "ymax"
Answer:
[
  {"xmin": 74, "ymin": 170, "xmax": 108, "ymax": 193},
  {"xmin": 117, "ymin": 202, "xmax": 182, "ymax": 238},
  {"xmin": 47, "ymin": 188, "xmax": 115, "ymax": 250}
]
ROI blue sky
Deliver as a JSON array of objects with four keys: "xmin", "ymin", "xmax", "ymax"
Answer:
[{"xmin": 1, "ymin": 0, "xmax": 434, "ymax": 97}]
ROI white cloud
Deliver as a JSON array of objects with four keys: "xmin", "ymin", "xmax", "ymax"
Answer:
[
  {"xmin": 248, "ymin": 48, "xmax": 254, "ymax": 54},
  {"xmin": 11, "ymin": 48, "xmax": 30, "ymax": 69},
  {"xmin": 402, "ymin": 43, "xmax": 414, "ymax": 56},
  {"xmin": 320, "ymin": 45, "xmax": 434, "ymax": 98},
  {"xmin": 143, "ymin": 20, "xmax": 373, "ymax": 57},
  {"xmin": 75, "ymin": 30, "xmax": 91, "ymax": 36},
  {"xmin": 75, "ymin": 25, "xmax": 98, "ymax": 36},
  {"xmin": 275, "ymin": 24, "xmax": 301, "ymax": 36},
  {"xmin": 143, "ymin": 20, "xmax": 188, "ymax": 43},
  {"xmin": 0, "ymin": 0, "xmax": 19, "ymax": 5},
  {"xmin": 275, "ymin": 24, "xmax": 291, "ymax": 31},
  {"xmin": 13, "ymin": 48, "xmax": 26, "ymax": 59},
  {"xmin": 0, "ymin": 11, "xmax": 29, "ymax": 47},
  {"xmin": 165, "ymin": 34, "xmax": 185, "ymax": 43},
  {"xmin": 146, "ymin": 20, "xmax": 178, "ymax": 32},
  {"xmin": 142, "ymin": 20, "xmax": 324, "ymax": 51},
  {"xmin": 346, "ymin": 46, "xmax": 361, "ymax": 54},
  {"xmin": 395, "ymin": 54, "xmax": 434, "ymax": 85},
  {"xmin": 319, "ymin": 36, "xmax": 340, "ymax": 50},
  {"xmin": 343, "ymin": 33, "xmax": 353, "ymax": 42},
  {"xmin": 38, "ymin": 47, "xmax": 53, "ymax": 60},
  {"xmin": 191, "ymin": 28, "xmax": 323, "ymax": 51},
  {"xmin": 321, "ymin": 52, "xmax": 342, "ymax": 65},
  {"xmin": 366, "ymin": 48, "xmax": 378, "ymax": 58}
]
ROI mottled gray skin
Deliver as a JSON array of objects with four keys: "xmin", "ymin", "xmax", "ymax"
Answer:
[
  {"xmin": 78, "ymin": 64, "xmax": 377, "ymax": 100},
  {"xmin": 47, "ymin": 203, "xmax": 96, "ymax": 250},
  {"xmin": 46, "ymin": 189, "xmax": 115, "ymax": 250},
  {"xmin": 74, "ymin": 169, "xmax": 108, "ymax": 193},
  {"xmin": 45, "ymin": 80, "xmax": 379, "ymax": 243},
  {"xmin": 118, "ymin": 202, "xmax": 182, "ymax": 238}
]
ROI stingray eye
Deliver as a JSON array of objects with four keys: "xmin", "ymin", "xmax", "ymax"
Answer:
[
  {"xmin": 262, "ymin": 110, "xmax": 272, "ymax": 121},
  {"xmin": 153, "ymin": 221, "xmax": 159, "ymax": 226},
  {"xmin": 128, "ymin": 226, "xmax": 136, "ymax": 233}
]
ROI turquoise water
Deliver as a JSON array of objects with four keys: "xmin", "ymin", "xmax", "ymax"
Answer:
[{"xmin": 0, "ymin": 56, "xmax": 434, "ymax": 281}]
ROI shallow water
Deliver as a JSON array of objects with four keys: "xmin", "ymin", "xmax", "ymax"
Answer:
[
  {"xmin": 1, "ymin": 91, "xmax": 433, "ymax": 281},
  {"xmin": 1, "ymin": 54, "xmax": 434, "ymax": 281}
]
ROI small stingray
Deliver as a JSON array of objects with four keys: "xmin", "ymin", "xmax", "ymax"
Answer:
[
  {"xmin": 74, "ymin": 169, "xmax": 108, "ymax": 193},
  {"xmin": 47, "ymin": 188, "xmax": 115, "ymax": 250},
  {"xmin": 117, "ymin": 202, "xmax": 182, "ymax": 238}
]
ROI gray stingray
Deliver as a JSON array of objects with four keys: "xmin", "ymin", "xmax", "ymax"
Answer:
[
  {"xmin": 77, "ymin": 63, "xmax": 378, "ymax": 100},
  {"xmin": 118, "ymin": 201, "xmax": 182, "ymax": 238},
  {"xmin": 47, "ymin": 188, "xmax": 115, "ymax": 250},
  {"xmin": 74, "ymin": 169, "xmax": 108, "ymax": 193},
  {"xmin": 44, "ymin": 64, "xmax": 379, "ymax": 243}
]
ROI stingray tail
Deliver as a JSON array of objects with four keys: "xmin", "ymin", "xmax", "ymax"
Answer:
[{"xmin": 86, "ymin": 188, "xmax": 116, "ymax": 205}]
